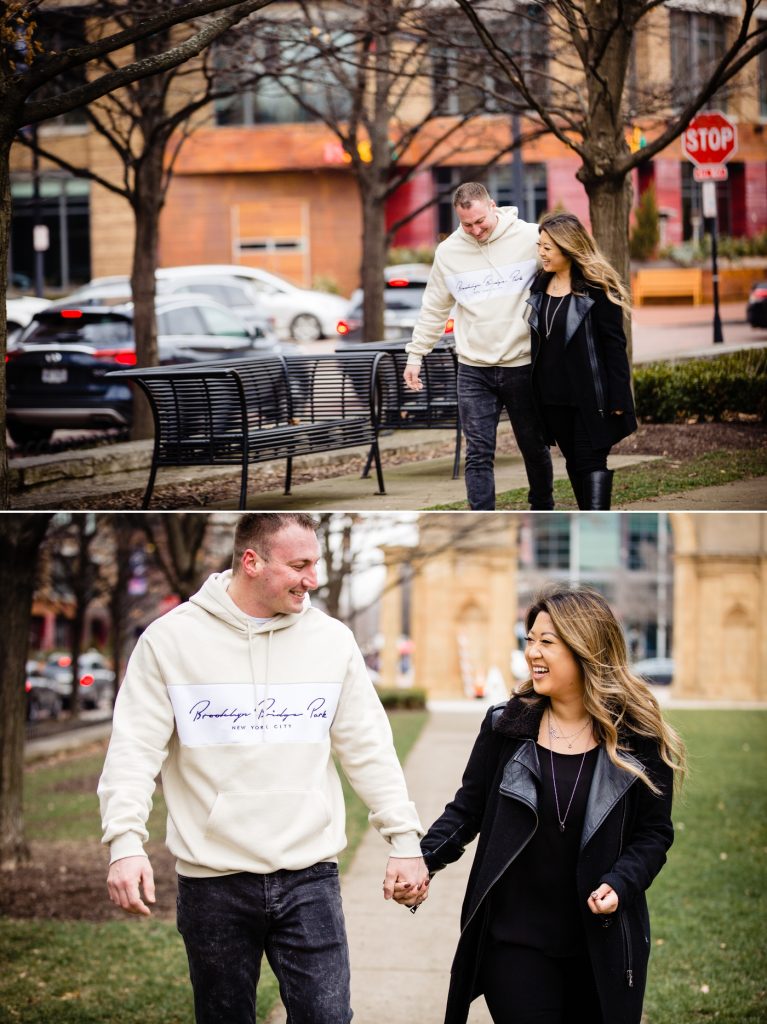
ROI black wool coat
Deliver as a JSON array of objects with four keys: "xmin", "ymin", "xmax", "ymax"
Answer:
[
  {"xmin": 421, "ymin": 696, "xmax": 674, "ymax": 1024},
  {"xmin": 526, "ymin": 273, "xmax": 638, "ymax": 450}
]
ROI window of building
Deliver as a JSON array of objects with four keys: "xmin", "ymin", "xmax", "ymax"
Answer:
[
  {"xmin": 625, "ymin": 514, "xmax": 659, "ymax": 571},
  {"xmin": 10, "ymin": 175, "xmax": 90, "ymax": 289},
  {"xmin": 26, "ymin": 11, "xmax": 89, "ymax": 126},
  {"xmin": 431, "ymin": 5, "xmax": 548, "ymax": 117},
  {"xmin": 434, "ymin": 164, "xmax": 548, "ymax": 236},
  {"xmin": 530, "ymin": 515, "xmax": 570, "ymax": 569},
  {"xmin": 214, "ymin": 31, "xmax": 354, "ymax": 126},
  {"xmin": 670, "ymin": 10, "xmax": 731, "ymax": 113}
]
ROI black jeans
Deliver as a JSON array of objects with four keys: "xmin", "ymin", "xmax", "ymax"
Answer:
[
  {"xmin": 479, "ymin": 940, "xmax": 604, "ymax": 1023},
  {"xmin": 543, "ymin": 404, "xmax": 610, "ymax": 504},
  {"xmin": 457, "ymin": 364, "xmax": 554, "ymax": 511},
  {"xmin": 176, "ymin": 864, "xmax": 352, "ymax": 1024}
]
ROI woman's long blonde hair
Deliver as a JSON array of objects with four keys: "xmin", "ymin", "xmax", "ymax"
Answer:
[
  {"xmin": 518, "ymin": 584, "xmax": 686, "ymax": 793},
  {"xmin": 539, "ymin": 212, "xmax": 632, "ymax": 313}
]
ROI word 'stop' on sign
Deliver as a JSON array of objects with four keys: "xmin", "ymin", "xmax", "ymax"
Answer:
[{"xmin": 682, "ymin": 111, "xmax": 738, "ymax": 166}]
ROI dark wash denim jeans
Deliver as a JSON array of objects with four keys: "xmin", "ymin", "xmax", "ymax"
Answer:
[
  {"xmin": 177, "ymin": 864, "xmax": 352, "ymax": 1024},
  {"xmin": 457, "ymin": 363, "xmax": 554, "ymax": 511}
]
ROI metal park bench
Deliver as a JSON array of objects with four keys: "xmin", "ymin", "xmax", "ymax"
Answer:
[
  {"xmin": 109, "ymin": 351, "xmax": 388, "ymax": 509},
  {"xmin": 339, "ymin": 343, "xmax": 462, "ymax": 480}
]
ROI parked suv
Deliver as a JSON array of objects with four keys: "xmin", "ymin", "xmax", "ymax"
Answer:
[
  {"xmin": 6, "ymin": 294, "xmax": 288, "ymax": 445},
  {"xmin": 335, "ymin": 265, "xmax": 454, "ymax": 346}
]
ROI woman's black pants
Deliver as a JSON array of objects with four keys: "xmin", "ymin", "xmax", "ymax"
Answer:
[
  {"xmin": 479, "ymin": 940, "xmax": 604, "ymax": 1023},
  {"xmin": 543, "ymin": 404, "xmax": 611, "ymax": 509}
]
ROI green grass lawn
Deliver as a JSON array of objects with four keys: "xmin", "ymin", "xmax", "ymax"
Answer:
[
  {"xmin": 0, "ymin": 710, "xmax": 427, "ymax": 1024},
  {"xmin": 427, "ymin": 448, "xmax": 767, "ymax": 510},
  {"xmin": 3, "ymin": 709, "xmax": 765, "ymax": 1023}
]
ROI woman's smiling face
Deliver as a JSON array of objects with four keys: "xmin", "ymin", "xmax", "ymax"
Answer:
[
  {"xmin": 537, "ymin": 230, "xmax": 572, "ymax": 277},
  {"xmin": 525, "ymin": 611, "xmax": 584, "ymax": 701}
]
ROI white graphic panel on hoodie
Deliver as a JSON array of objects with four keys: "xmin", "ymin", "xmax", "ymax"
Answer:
[
  {"xmin": 444, "ymin": 258, "xmax": 537, "ymax": 305},
  {"xmin": 168, "ymin": 681, "xmax": 342, "ymax": 747}
]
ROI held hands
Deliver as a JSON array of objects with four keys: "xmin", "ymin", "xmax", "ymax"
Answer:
[
  {"xmin": 588, "ymin": 883, "xmax": 619, "ymax": 915},
  {"xmin": 383, "ymin": 855, "xmax": 430, "ymax": 910},
  {"xmin": 107, "ymin": 855, "xmax": 156, "ymax": 916},
  {"xmin": 403, "ymin": 365, "xmax": 423, "ymax": 392}
]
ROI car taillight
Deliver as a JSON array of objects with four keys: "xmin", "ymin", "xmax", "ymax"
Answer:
[
  {"xmin": 25, "ymin": 679, "xmax": 32, "ymax": 693},
  {"xmin": 57, "ymin": 655, "xmax": 72, "ymax": 668},
  {"xmin": 387, "ymin": 279, "xmax": 409, "ymax": 287},
  {"xmin": 61, "ymin": 309, "xmax": 83, "ymax": 319},
  {"xmin": 336, "ymin": 321, "xmax": 350, "ymax": 336},
  {"xmin": 5, "ymin": 350, "xmax": 22, "ymax": 362},
  {"xmin": 93, "ymin": 349, "xmax": 137, "ymax": 365},
  {"xmin": 79, "ymin": 673, "xmax": 95, "ymax": 688},
  {"xmin": 444, "ymin": 318, "xmax": 454, "ymax": 334},
  {"xmin": 751, "ymin": 287, "xmax": 767, "ymax": 301}
]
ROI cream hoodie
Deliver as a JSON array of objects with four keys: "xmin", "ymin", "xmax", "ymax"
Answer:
[
  {"xmin": 98, "ymin": 571, "xmax": 423, "ymax": 877},
  {"xmin": 406, "ymin": 206, "xmax": 539, "ymax": 368}
]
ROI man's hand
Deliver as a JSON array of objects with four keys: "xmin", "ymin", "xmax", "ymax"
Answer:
[
  {"xmin": 107, "ymin": 855, "xmax": 156, "ymax": 916},
  {"xmin": 404, "ymin": 364, "xmax": 423, "ymax": 392},
  {"xmin": 383, "ymin": 856, "xmax": 430, "ymax": 907}
]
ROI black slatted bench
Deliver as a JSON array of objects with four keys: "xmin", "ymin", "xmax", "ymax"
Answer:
[
  {"xmin": 339, "ymin": 344, "xmax": 461, "ymax": 480},
  {"xmin": 108, "ymin": 351, "xmax": 387, "ymax": 509}
]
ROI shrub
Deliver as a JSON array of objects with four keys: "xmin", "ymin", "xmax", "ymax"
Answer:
[
  {"xmin": 386, "ymin": 246, "xmax": 436, "ymax": 266},
  {"xmin": 311, "ymin": 274, "xmax": 341, "ymax": 294},
  {"xmin": 375, "ymin": 687, "xmax": 428, "ymax": 710},
  {"xmin": 630, "ymin": 183, "xmax": 660, "ymax": 261},
  {"xmin": 633, "ymin": 349, "xmax": 767, "ymax": 422}
]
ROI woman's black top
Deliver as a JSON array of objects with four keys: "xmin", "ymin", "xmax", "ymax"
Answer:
[
  {"xmin": 488, "ymin": 743, "xmax": 600, "ymax": 956},
  {"xmin": 536, "ymin": 293, "xmax": 572, "ymax": 406}
]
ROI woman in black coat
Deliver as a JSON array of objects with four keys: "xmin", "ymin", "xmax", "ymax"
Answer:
[
  {"xmin": 396, "ymin": 585, "xmax": 686, "ymax": 1024},
  {"xmin": 526, "ymin": 213, "xmax": 637, "ymax": 510}
]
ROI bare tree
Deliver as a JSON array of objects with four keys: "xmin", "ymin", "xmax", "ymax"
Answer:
[
  {"xmin": 15, "ymin": 3, "xmax": 278, "ymax": 440},
  {"xmin": 136, "ymin": 513, "xmax": 213, "ymax": 602},
  {"xmin": 454, "ymin": 0, "xmax": 767, "ymax": 295},
  {"xmin": 0, "ymin": 0, "xmax": 277, "ymax": 507},
  {"xmin": 221, "ymin": 0, "xmax": 545, "ymax": 341},
  {"xmin": 0, "ymin": 513, "xmax": 52, "ymax": 870}
]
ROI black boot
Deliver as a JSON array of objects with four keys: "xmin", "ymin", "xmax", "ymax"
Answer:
[{"xmin": 581, "ymin": 469, "xmax": 614, "ymax": 510}]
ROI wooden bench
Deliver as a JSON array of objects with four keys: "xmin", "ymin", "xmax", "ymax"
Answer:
[
  {"xmin": 340, "ymin": 343, "xmax": 462, "ymax": 480},
  {"xmin": 633, "ymin": 267, "xmax": 704, "ymax": 306},
  {"xmin": 109, "ymin": 351, "xmax": 388, "ymax": 508}
]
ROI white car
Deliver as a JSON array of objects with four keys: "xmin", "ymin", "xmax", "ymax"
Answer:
[
  {"xmin": 157, "ymin": 264, "xmax": 349, "ymax": 343},
  {"xmin": 6, "ymin": 296, "xmax": 51, "ymax": 342}
]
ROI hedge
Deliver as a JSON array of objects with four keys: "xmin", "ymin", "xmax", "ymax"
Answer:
[
  {"xmin": 633, "ymin": 349, "xmax": 767, "ymax": 423},
  {"xmin": 375, "ymin": 687, "xmax": 428, "ymax": 710}
]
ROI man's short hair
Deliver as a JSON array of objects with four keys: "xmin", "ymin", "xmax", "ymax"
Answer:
[
  {"xmin": 232, "ymin": 513, "xmax": 318, "ymax": 571},
  {"xmin": 452, "ymin": 182, "xmax": 492, "ymax": 209}
]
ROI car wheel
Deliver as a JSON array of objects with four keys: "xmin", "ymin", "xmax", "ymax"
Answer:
[
  {"xmin": 7, "ymin": 422, "xmax": 54, "ymax": 445},
  {"xmin": 290, "ymin": 313, "xmax": 323, "ymax": 343}
]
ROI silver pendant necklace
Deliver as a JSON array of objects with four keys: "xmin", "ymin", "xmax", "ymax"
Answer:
[
  {"xmin": 544, "ymin": 293, "xmax": 566, "ymax": 338},
  {"xmin": 548, "ymin": 707, "xmax": 592, "ymax": 750},
  {"xmin": 548, "ymin": 709, "xmax": 590, "ymax": 832}
]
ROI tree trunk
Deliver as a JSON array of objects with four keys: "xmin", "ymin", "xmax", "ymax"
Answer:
[
  {"xmin": 0, "ymin": 125, "xmax": 16, "ymax": 510},
  {"xmin": 129, "ymin": 150, "xmax": 165, "ymax": 441},
  {"xmin": 359, "ymin": 180, "xmax": 388, "ymax": 343},
  {"xmin": 109, "ymin": 518, "xmax": 135, "ymax": 699},
  {"xmin": 0, "ymin": 515, "xmax": 53, "ymax": 870}
]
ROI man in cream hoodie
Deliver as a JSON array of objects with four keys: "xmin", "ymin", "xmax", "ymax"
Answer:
[
  {"xmin": 99, "ymin": 512, "xmax": 428, "ymax": 1024},
  {"xmin": 405, "ymin": 181, "xmax": 553, "ymax": 510}
]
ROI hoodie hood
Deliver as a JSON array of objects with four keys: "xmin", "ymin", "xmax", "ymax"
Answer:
[
  {"xmin": 189, "ymin": 569, "xmax": 309, "ymax": 634},
  {"xmin": 454, "ymin": 204, "xmax": 521, "ymax": 253}
]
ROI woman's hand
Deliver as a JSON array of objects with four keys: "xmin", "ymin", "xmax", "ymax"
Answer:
[
  {"xmin": 391, "ymin": 878, "xmax": 429, "ymax": 908},
  {"xmin": 588, "ymin": 883, "xmax": 619, "ymax": 915},
  {"xmin": 611, "ymin": 409, "xmax": 624, "ymax": 416}
]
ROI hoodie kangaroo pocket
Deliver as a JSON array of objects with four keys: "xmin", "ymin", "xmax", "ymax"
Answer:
[{"xmin": 204, "ymin": 789, "xmax": 332, "ymax": 861}]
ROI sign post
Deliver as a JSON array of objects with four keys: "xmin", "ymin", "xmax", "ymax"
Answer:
[{"xmin": 682, "ymin": 111, "xmax": 738, "ymax": 344}]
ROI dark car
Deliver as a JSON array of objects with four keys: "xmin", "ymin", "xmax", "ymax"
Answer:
[
  {"xmin": 746, "ymin": 281, "xmax": 767, "ymax": 328},
  {"xmin": 335, "ymin": 265, "xmax": 454, "ymax": 345},
  {"xmin": 42, "ymin": 650, "xmax": 115, "ymax": 710},
  {"xmin": 6, "ymin": 295, "xmax": 291, "ymax": 445},
  {"xmin": 25, "ymin": 661, "xmax": 63, "ymax": 721}
]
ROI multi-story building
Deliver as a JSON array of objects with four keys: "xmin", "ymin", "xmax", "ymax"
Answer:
[{"xmin": 8, "ymin": 1, "xmax": 767, "ymax": 297}]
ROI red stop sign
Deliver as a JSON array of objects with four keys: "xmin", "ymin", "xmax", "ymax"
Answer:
[{"xmin": 682, "ymin": 112, "xmax": 738, "ymax": 166}]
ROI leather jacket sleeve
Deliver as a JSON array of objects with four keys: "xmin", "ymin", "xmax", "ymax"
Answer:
[
  {"xmin": 599, "ymin": 740, "xmax": 675, "ymax": 907},
  {"xmin": 592, "ymin": 289, "xmax": 634, "ymax": 414},
  {"xmin": 421, "ymin": 707, "xmax": 502, "ymax": 874}
]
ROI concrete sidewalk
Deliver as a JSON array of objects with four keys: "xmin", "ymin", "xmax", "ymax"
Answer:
[{"xmin": 267, "ymin": 704, "xmax": 491, "ymax": 1024}]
